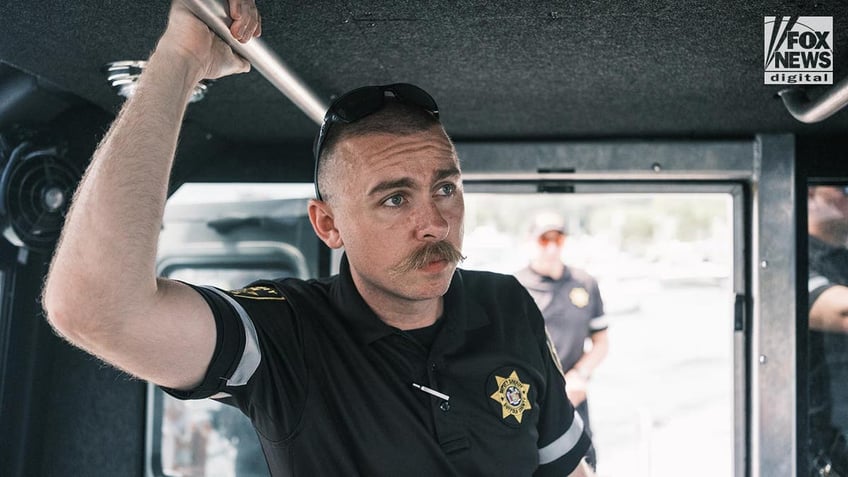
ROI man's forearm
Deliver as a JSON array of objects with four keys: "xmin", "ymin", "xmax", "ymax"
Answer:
[
  {"xmin": 45, "ymin": 47, "xmax": 203, "ymax": 329},
  {"xmin": 567, "ymin": 458, "xmax": 596, "ymax": 477},
  {"xmin": 573, "ymin": 330, "xmax": 609, "ymax": 376}
]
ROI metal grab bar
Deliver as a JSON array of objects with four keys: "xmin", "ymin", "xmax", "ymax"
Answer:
[
  {"xmin": 778, "ymin": 75, "xmax": 848, "ymax": 123},
  {"xmin": 182, "ymin": 0, "xmax": 328, "ymax": 125}
]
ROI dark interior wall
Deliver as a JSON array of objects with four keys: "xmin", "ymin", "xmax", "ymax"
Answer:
[
  {"xmin": 0, "ymin": 249, "xmax": 51, "ymax": 477},
  {"xmin": 0, "ymin": 251, "xmax": 147, "ymax": 477},
  {"xmin": 797, "ymin": 135, "xmax": 848, "ymax": 180},
  {"xmin": 38, "ymin": 341, "xmax": 147, "ymax": 477}
]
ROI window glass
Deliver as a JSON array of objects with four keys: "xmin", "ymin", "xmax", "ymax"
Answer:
[
  {"xmin": 167, "ymin": 268, "xmax": 295, "ymax": 288},
  {"xmin": 151, "ymin": 182, "xmax": 315, "ymax": 477},
  {"xmin": 805, "ymin": 183, "xmax": 848, "ymax": 476},
  {"xmin": 161, "ymin": 397, "xmax": 268, "ymax": 477},
  {"xmin": 157, "ymin": 264, "xmax": 283, "ymax": 477},
  {"xmin": 464, "ymin": 192, "xmax": 735, "ymax": 477}
]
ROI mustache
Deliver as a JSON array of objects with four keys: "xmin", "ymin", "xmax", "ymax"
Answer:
[{"xmin": 392, "ymin": 241, "xmax": 466, "ymax": 274}]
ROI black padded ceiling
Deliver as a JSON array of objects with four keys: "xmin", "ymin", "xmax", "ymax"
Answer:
[{"xmin": 3, "ymin": 1, "xmax": 848, "ymax": 146}]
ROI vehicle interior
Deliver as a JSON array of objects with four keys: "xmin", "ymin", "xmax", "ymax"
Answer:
[{"xmin": 2, "ymin": 1, "xmax": 848, "ymax": 476}]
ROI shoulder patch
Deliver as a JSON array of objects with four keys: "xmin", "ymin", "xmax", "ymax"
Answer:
[
  {"xmin": 229, "ymin": 284, "xmax": 286, "ymax": 300},
  {"xmin": 569, "ymin": 287, "xmax": 590, "ymax": 308}
]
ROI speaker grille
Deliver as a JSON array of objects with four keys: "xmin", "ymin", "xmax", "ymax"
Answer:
[{"xmin": 0, "ymin": 140, "xmax": 80, "ymax": 253}]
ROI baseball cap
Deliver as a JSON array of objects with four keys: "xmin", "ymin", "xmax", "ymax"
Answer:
[{"xmin": 530, "ymin": 211, "xmax": 566, "ymax": 237}]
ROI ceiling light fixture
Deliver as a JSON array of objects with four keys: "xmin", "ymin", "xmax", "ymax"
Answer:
[{"xmin": 104, "ymin": 60, "xmax": 212, "ymax": 103}]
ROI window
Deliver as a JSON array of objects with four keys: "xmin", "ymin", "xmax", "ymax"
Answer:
[
  {"xmin": 151, "ymin": 264, "xmax": 292, "ymax": 477},
  {"xmin": 148, "ymin": 183, "xmax": 315, "ymax": 477},
  {"xmin": 464, "ymin": 192, "xmax": 736, "ymax": 477}
]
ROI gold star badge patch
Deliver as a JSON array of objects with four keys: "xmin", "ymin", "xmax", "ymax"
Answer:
[
  {"xmin": 489, "ymin": 370, "xmax": 532, "ymax": 423},
  {"xmin": 569, "ymin": 287, "xmax": 590, "ymax": 308},
  {"xmin": 229, "ymin": 285, "xmax": 285, "ymax": 300}
]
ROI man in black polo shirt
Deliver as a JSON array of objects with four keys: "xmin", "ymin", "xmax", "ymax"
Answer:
[
  {"xmin": 515, "ymin": 211, "xmax": 608, "ymax": 470},
  {"xmin": 42, "ymin": 1, "xmax": 593, "ymax": 475},
  {"xmin": 807, "ymin": 185, "xmax": 848, "ymax": 475}
]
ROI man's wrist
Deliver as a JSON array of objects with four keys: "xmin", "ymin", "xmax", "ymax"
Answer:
[
  {"xmin": 152, "ymin": 45, "xmax": 206, "ymax": 79},
  {"xmin": 574, "ymin": 366, "xmax": 591, "ymax": 380}
]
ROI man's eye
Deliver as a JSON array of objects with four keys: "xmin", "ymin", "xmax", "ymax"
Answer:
[
  {"xmin": 436, "ymin": 184, "xmax": 456, "ymax": 196},
  {"xmin": 382, "ymin": 194, "xmax": 405, "ymax": 207}
]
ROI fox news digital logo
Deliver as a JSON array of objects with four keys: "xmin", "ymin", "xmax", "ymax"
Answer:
[{"xmin": 764, "ymin": 16, "xmax": 833, "ymax": 85}]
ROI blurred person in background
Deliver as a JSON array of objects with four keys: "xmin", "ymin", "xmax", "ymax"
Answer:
[
  {"xmin": 515, "ymin": 211, "xmax": 609, "ymax": 470},
  {"xmin": 807, "ymin": 185, "xmax": 848, "ymax": 476}
]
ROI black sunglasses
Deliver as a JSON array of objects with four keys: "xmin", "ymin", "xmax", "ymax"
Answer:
[{"xmin": 312, "ymin": 83, "xmax": 440, "ymax": 201}]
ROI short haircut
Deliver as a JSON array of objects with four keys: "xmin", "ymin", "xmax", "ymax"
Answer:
[{"xmin": 316, "ymin": 101, "xmax": 445, "ymax": 202}]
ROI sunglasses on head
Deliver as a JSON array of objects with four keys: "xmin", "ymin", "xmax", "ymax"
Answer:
[
  {"xmin": 312, "ymin": 83, "xmax": 440, "ymax": 201},
  {"xmin": 538, "ymin": 233, "xmax": 565, "ymax": 246}
]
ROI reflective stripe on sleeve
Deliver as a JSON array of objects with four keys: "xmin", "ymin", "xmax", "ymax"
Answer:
[
  {"xmin": 589, "ymin": 315, "xmax": 608, "ymax": 331},
  {"xmin": 538, "ymin": 409, "xmax": 585, "ymax": 465},
  {"xmin": 204, "ymin": 286, "xmax": 262, "ymax": 387},
  {"xmin": 809, "ymin": 275, "xmax": 831, "ymax": 292}
]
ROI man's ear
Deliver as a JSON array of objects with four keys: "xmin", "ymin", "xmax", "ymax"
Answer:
[{"xmin": 308, "ymin": 199, "xmax": 344, "ymax": 249}]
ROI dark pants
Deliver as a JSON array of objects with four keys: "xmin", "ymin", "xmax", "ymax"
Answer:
[{"xmin": 576, "ymin": 399, "xmax": 597, "ymax": 469}]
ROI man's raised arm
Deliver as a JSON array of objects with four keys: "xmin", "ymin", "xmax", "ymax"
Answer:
[{"xmin": 42, "ymin": 0, "xmax": 261, "ymax": 390}]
